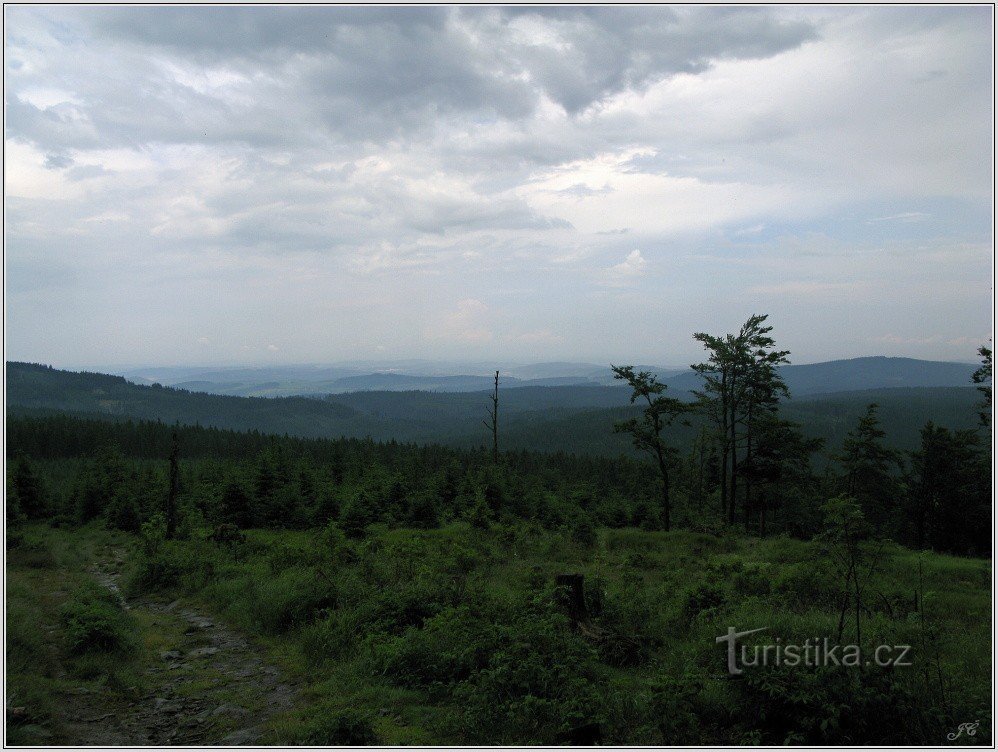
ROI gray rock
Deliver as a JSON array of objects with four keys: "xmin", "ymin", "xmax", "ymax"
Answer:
[
  {"xmin": 211, "ymin": 704, "xmax": 250, "ymax": 718},
  {"xmin": 152, "ymin": 697, "xmax": 182, "ymax": 713},
  {"xmin": 219, "ymin": 728, "xmax": 261, "ymax": 745}
]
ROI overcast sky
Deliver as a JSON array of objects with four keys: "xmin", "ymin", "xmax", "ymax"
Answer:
[{"xmin": 5, "ymin": 5, "xmax": 993, "ymax": 369}]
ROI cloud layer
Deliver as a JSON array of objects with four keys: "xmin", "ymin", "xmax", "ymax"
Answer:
[{"xmin": 4, "ymin": 6, "xmax": 992, "ymax": 367}]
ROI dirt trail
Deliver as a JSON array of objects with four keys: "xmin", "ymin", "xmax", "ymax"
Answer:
[{"xmin": 61, "ymin": 551, "xmax": 299, "ymax": 745}]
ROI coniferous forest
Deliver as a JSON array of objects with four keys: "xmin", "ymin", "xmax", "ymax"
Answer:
[{"xmin": 6, "ymin": 317, "xmax": 992, "ymax": 745}]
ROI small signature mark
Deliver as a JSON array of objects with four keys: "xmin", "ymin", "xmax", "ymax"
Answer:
[{"xmin": 947, "ymin": 720, "xmax": 980, "ymax": 741}]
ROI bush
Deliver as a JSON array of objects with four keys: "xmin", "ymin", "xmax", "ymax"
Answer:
[
  {"xmin": 298, "ymin": 612, "xmax": 358, "ymax": 667},
  {"xmin": 455, "ymin": 611, "xmax": 606, "ymax": 744},
  {"xmin": 251, "ymin": 566, "xmax": 337, "ymax": 634},
  {"xmin": 60, "ymin": 582, "xmax": 135, "ymax": 656},
  {"xmin": 352, "ymin": 581, "xmax": 448, "ymax": 638},
  {"xmin": 104, "ymin": 491, "xmax": 142, "ymax": 533},
  {"xmin": 126, "ymin": 547, "xmax": 182, "ymax": 595},
  {"xmin": 650, "ymin": 672, "xmax": 706, "ymax": 743},
  {"xmin": 681, "ymin": 581, "xmax": 727, "ymax": 624},
  {"xmin": 588, "ymin": 590, "xmax": 661, "ymax": 667},
  {"xmin": 570, "ymin": 516, "xmax": 598, "ymax": 547},
  {"xmin": 731, "ymin": 563, "xmax": 772, "ymax": 598},
  {"xmin": 291, "ymin": 708, "xmax": 379, "ymax": 745},
  {"xmin": 773, "ymin": 561, "xmax": 838, "ymax": 610},
  {"xmin": 734, "ymin": 662, "xmax": 923, "ymax": 744},
  {"xmin": 8, "ymin": 539, "xmax": 56, "ymax": 569},
  {"xmin": 375, "ymin": 606, "xmax": 495, "ymax": 692}
]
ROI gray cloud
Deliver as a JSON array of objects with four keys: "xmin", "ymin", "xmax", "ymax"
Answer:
[
  {"xmin": 3, "ymin": 6, "xmax": 992, "ymax": 366},
  {"xmin": 7, "ymin": 7, "xmax": 817, "ymax": 152}
]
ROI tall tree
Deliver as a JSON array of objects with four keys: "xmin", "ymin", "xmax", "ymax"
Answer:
[
  {"xmin": 692, "ymin": 314, "xmax": 789, "ymax": 525},
  {"xmin": 972, "ymin": 344, "xmax": 992, "ymax": 428},
  {"xmin": 9, "ymin": 454, "xmax": 45, "ymax": 520},
  {"xmin": 738, "ymin": 317, "xmax": 791, "ymax": 524},
  {"xmin": 907, "ymin": 422, "xmax": 990, "ymax": 554},
  {"xmin": 740, "ymin": 412, "xmax": 823, "ymax": 535},
  {"xmin": 611, "ymin": 366, "xmax": 686, "ymax": 531},
  {"xmin": 691, "ymin": 332, "xmax": 733, "ymax": 521}
]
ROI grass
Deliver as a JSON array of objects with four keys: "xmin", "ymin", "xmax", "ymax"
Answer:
[
  {"xmin": 7, "ymin": 520, "xmax": 992, "ymax": 745},
  {"xmin": 6, "ymin": 524, "xmax": 144, "ymax": 744},
  {"xmin": 119, "ymin": 520, "xmax": 993, "ymax": 745}
]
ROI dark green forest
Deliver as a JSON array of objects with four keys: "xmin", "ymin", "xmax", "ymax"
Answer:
[
  {"xmin": 6, "ymin": 360, "xmax": 983, "ymax": 456},
  {"xmin": 5, "ymin": 319, "xmax": 993, "ymax": 745}
]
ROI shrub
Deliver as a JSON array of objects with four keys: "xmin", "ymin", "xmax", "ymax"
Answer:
[
  {"xmin": 650, "ymin": 672, "xmax": 706, "ymax": 743},
  {"xmin": 298, "ymin": 611, "xmax": 358, "ymax": 667},
  {"xmin": 350, "ymin": 579, "xmax": 449, "ymax": 638},
  {"xmin": 681, "ymin": 581, "xmax": 727, "ymax": 624},
  {"xmin": 588, "ymin": 591, "xmax": 661, "ymax": 667},
  {"xmin": 734, "ymin": 662, "xmax": 924, "ymax": 744},
  {"xmin": 250, "ymin": 566, "xmax": 337, "ymax": 634},
  {"xmin": 455, "ymin": 611, "xmax": 606, "ymax": 744},
  {"xmin": 375, "ymin": 606, "xmax": 495, "ymax": 692},
  {"xmin": 126, "ymin": 548, "xmax": 182, "ymax": 595},
  {"xmin": 60, "ymin": 583, "xmax": 135, "ymax": 656},
  {"xmin": 731, "ymin": 563, "xmax": 772, "ymax": 598},
  {"xmin": 773, "ymin": 561, "xmax": 838, "ymax": 610},
  {"xmin": 291, "ymin": 708, "xmax": 379, "ymax": 745},
  {"xmin": 104, "ymin": 491, "xmax": 142, "ymax": 533},
  {"xmin": 570, "ymin": 516, "xmax": 598, "ymax": 547}
]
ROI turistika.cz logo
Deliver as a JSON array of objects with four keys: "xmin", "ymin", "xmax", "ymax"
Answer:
[{"xmin": 716, "ymin": 627, "xmax": 913, "ymax": 676}]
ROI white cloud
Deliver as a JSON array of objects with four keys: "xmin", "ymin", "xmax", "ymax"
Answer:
[{"xmin": 602, "ymin": 249, "xmax": 648, "ymax": 287}]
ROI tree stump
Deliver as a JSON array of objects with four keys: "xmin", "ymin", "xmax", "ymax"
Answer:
[{"xmin": 555, "ymin": 573, "xmax": 587, "ymax": 625}]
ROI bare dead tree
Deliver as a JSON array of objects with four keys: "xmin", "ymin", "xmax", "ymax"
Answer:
[{"xmin": 483, "ymin": 370, "xmax": 499, "ymax": 463}]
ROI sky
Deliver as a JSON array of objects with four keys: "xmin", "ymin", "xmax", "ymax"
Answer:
[{"xmin": 4, "ymin": 5, "xmax": 994, "ymax": 369}]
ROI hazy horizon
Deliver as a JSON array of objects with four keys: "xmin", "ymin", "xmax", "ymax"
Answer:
[
  {"xmin": 8, "ymin": 351, "xmax": 984, "ymax": 376},
  {"xmin": 5, "ymin": 6, "xmax": 993, "ymax": 368}
]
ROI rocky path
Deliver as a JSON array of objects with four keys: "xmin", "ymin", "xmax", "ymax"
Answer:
[{"xmin": 60, "ymin": 551, "xmax": 299, "ymax": 745}]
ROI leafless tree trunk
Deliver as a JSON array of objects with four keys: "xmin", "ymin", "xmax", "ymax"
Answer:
[{"xmin": 482, "ymin": 371, "xmax": 499, "ymax": 463}]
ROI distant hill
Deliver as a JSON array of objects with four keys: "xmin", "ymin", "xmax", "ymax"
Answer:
[
  {"xmin": 125, "ymin": 367, "xmax": 616, "ymax": 396},
  {"xmin": 114, "ymin": 356, "xmax": 975, "ymax": 397},
  {"xmin": 663, "ymin": 356, "xmax": 978, "ymax": 396},
  {"xmin": 5, "ymin": 362, "xmax": 368, "ymax": 439},
  {"xmin": 6, "ymin": 361, "xmax": 983, "ymax": 457},
  {"xmin": 5, "ymin": 362, "xmax": 634, "ymax": 443}
]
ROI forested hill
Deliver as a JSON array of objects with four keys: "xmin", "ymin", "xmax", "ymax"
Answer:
[
  {"xmin": 6, "ymin": 362, "xmax": 369, "ymax": 439},
  {"xmin": 662, "ymin": 356, "xmax": 978, "ymax": 395},
  {"xmin": 6, "ymin": 361, "xmax": 983, "ymax": 455},
  {"xmin": 114, "ymin": 355, "xmax": 977, "ymax": 396},
  {"xmin": 6, "ymin": 361, "xmax": 635, "ymax": 443}
]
